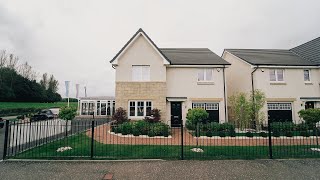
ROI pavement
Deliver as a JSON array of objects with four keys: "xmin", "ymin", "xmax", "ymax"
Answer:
[{"xmin": 0, "ymin": 159, "xmax": 320, "ymax": 180}]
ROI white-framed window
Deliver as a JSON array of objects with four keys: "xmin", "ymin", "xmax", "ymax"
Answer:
[
  {"xmin": 267, "ymin": 103, "xmax": 291, "ymax": 110},
  {"xmin": 128, "ymin": 100, "xmax": 152, "ymax": 117},
  {"xmin": 192, "ymin": 103, "xmax": 206, "ymax": 109},
  {"xmin": 198, "ymin": 68, "xmax": 213, "ymax": 81},
  {"xmin": 132, "ymin": 65, "xmax": 150, "ymax": 81},
  {"xmin": 192, "ymin": 102, "xmax": 219, "ymax": 110},
  {"xmin": 269, "ymin": 69, "xmax": 284, "ymax": 82},
  {"xmin": 304, "ymin": 69, "xmax": 311, "ymax": 82}
]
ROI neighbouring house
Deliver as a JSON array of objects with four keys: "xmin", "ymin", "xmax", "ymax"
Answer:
[
  {"xmin": 78, "ymin": 96, "xmax": 115, "ymax": 117},
  {"xmin": 222, "ymin": 37, "xmax": 320, "ymax": 123},
  {"xmin": 110, "ymin": 28, "xmax": 230, "ymax": 126}
]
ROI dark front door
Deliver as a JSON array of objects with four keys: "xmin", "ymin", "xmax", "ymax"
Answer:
[
  {"xmin": 305, "ymin": 101, "xmax": 315, "ymax": 109},
  {"xmin": 171, "ymin": 102, "xmax": 182, "ymax": 127}
]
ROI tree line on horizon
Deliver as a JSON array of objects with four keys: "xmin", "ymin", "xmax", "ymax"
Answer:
[{"xmin": 0, "ymin": 50, "xmax": 62, "ymax": 102}]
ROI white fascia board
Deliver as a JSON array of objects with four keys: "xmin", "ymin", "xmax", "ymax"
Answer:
[
  {"xmin": 112, "ymin": 32, "xmax": 170, "ymax": 65},
  {"xmin": 168, "ymin": 65, "xmax": 230, "ymax": 68},
  {"xmin": 251, "ymin": 65, "xmax": 319, "ymax": 69}
]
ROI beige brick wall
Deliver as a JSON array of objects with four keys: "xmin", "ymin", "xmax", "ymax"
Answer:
[{"xmin": 115, "ymin": 82, "xmax": 167, "ymax": 121}]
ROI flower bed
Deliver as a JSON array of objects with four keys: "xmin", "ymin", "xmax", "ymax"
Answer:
[{"xmin": 111, "ymin": 120, "xmax": 170, "ymax": 137}]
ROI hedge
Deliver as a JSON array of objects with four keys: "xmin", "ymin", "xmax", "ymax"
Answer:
[{"xmin": 0, "ymin": 108, "xmax": 42, "ymax": 117}]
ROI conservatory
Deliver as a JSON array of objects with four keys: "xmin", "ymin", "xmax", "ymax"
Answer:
[{"xmin": 78, "ymin": 96, "xmax": 115, "ymax": 117}]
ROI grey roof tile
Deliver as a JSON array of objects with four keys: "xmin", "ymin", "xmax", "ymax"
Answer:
[
  {"xmin": 160, "ymin": 48, "xmax": 230, "ymax": 65},
  {"xmin": 225, "ymin": 49, "xmax": 318, "ymax": 66},
  {"xmin": 291, "ymin": 37, "xmax": 320, "ymax": 64}
]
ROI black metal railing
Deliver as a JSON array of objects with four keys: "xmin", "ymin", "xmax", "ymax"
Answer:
[{"xmin": 2, "ymin": 118, "xmax": 320, "ymax": 160}]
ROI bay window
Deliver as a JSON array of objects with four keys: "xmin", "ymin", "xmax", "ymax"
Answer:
[{"xmin": 128, "ymin": 100, "xmax": 152, "ymax": 117}]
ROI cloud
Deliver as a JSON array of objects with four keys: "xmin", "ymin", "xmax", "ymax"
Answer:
[{"xmin": 0, "ymin": 0, "xmax": 320, "ymax": 98}]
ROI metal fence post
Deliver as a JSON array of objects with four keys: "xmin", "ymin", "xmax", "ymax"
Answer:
[
  {"xmin": 2, "ymin": 120, "xmax": 10, "ymax": 160},
  {"xmin": 267, "ymin": 117, "xmax": 273, "ymax": 159},
  {"xmin": 91, "ymin": 120, "xmax": 95, "ymax": 159},
  {"xmin": 181, "ymin": 122, "xmax": 184, "ymax": 160}
]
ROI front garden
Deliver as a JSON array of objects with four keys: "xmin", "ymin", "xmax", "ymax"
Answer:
[{"xmin": 110, "ymin": 107, "xmax": 170, "ymax": 137}]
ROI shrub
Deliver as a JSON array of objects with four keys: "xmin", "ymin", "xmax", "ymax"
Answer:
[
  {"xmin": 230, "ymin": 130, "xmax": 236, "ymax": 137},
  {"xmin": 259, "ymin": 132, "xmax": 268, "ymax": 137},
  {"xmin": 313, "ymin": 128, "xmax": 320, "ymax": 136},
  {"xmin": 206, "ymin": 131, "xmax": 213, "ymax": 137},
  {"xmin": 219, "ymin": 131, "xmax": 226, "ymax": 137},
  {"xmin": 285, "ymin": 131, "xmax": 293, "ymax": 137},
  {"xmin": 300, "ymin": 131, "xmax": 310, "ymax": 137},
  {"xmin": 132, "ymin": 128, "xmax": 141, "ymax": 136},
  {"xmin": 186, "ymin": 108, "xmax": 209, "ymax": 127},
  {"xmin": 59, "ymin": 106, "xmax": 77, "ymax": 120},
  {"xmin": 145, "ymin": 108, "xmax": 161, "ymax": 123},
  {"xmin": 273, "ymin": 131, "xmax": 281, "ymax": 137},
  {"xmin": 112, "ymin": 126, "xmax": 119, "ymax": 133},
  {"xmin": 112, "ymin": 107, "xmax": 128, "ymax": 124},
  {"xmin": 295, "ymin": 123, "xmax": 309, "ymax": 131},
  {"xmin": 119, "ymin": 122, "xmax": 133, "ymax": 135},
  {"xmin": 245, "ymin": 132, "xmax": 253, "ymax": 137},
  {"xmin": 134, "ymin": 120, "xmax": 149, "ymax": 135},
  {"xmin": 298, "ymin": 108, "xmax": 320, "ymax": 125},
  {"xmin": 148, "ymin": 131, "xmax": 156, "ymax": 137},
  {"xmin": 271, "ymin": 122, "xmax": 295, "ymax": 133}
]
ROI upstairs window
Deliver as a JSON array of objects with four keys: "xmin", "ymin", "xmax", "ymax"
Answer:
[
  {"xmin": 269, "ymin": 69, "xmax": 284, "ymax": 82},
  {"xmin": 132, "ymin": 65, "xmax": 150, "ymax": 81},
  {"xmin": 198, "ymin": 68, "xmax": 213, "ymax": 81},
  {"xmin": 304, "ymin": 69, "xmax": 311, "ymax": 82}
]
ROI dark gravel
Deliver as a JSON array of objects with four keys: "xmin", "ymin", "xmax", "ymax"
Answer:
[{"xmin": 0, "ymin": 159, "xmax": 320, "ymax": 180}]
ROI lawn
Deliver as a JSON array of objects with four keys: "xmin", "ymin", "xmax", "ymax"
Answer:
[
  {"xmin": 0, "ymin": 102, "xmax": 78, "ymax": 117},
  {"xmin": 12, "ymin": 133, "xmax": 320, "ymax": 160},
  {"xmin": 0, "ymin": 102, "xmax": 78, "ymax": 110}
]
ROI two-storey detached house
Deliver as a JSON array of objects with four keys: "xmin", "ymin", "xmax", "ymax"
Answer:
[
  {"xmin": 110, "ymin": 29, "xmax": 230, "ymax": 127},
  {"xmin": 222, "ymin": 48, "xmax": 320, "ymax": 123}
]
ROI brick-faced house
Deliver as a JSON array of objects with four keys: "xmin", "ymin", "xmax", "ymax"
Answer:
[{"xmin": 110, "ymin": 29, "xmax": 230, "ymax": 126}]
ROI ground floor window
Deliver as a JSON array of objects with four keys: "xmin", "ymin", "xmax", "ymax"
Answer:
[
  {"xmin": 192, "ymin": 102, "xmax": 219, "ymax": 122},
  {"xmin": 128, "ymin": 100, "xmax": 152, "ymax": 117}
]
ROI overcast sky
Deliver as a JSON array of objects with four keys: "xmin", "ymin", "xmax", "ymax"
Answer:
[{"xmin": 1, "ymin": 0, "xmax": 320, "ymax": 98}]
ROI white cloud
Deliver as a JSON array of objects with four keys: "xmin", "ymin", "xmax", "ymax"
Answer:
[{"xmin": 0, "ymin": 0, "xmax": 319, "ymax": 97}]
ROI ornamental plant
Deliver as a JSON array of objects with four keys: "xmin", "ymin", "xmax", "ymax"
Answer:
[
  {"xmin": 298, "ymin": 108, "xmax": 320, "ymax": 125},
  {"xmin": 112, "ymin": 107, "xmax": 128, "ymax": 124},
  {"xmin": 186, "ymin": 108, "xmax": 209, "ymax": 127},
  {"xmin": 59, "ymin": 106, "xmax": 77, "ymax": 120}
]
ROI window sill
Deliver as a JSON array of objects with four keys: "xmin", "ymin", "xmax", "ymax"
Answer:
[
  {"xmin": 270, "ymin": 82, "xmax": 286, "ymax": 85},
  {"xmin": 304, "ymin": 82, "xmax": 313, "ymax": 85},
  {"xmin": 197, "ymin": 81, "xmax": 215, "ymax": 85}
]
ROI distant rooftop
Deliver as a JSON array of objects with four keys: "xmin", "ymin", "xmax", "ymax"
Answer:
[
  {"xmin": 291, "ymin": 37, "xmax": 320, "ymax": 64},
  {"xmin": 79, "ymin": 96, "xmax": 115, "ymax": 100}
]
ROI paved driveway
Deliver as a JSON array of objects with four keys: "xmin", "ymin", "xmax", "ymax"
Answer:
[{"xmin": 0, "ymin": 159, "xmax": 320, "ymax": 180}]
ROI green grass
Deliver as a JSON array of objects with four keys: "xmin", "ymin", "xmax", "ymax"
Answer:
[
  {"xmin": 0, "ymin": 102, "xmax": 78, "ymax": 110},
  {"xmin": 12, "ymin": 133, "xmax": 320, "ymax": 160}
]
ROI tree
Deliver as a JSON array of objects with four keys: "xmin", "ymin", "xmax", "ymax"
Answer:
[
  {"xmin": 229, "ymin": 90, "xmax": 266, "ymax": 129},
  {"xmin": 229, "ymin": 92, "xmax": 252, "ymax": 129},
  {"xmin": 186, "ymin": 108, "xmax": 209, "ymax": 127},
  {"xmin": 40, "ymin": 73, "xmax": 48, "ymax": 90},
  {"xmin": 59, "ymin": 106, "xmax": 77, "ymax": 120},
  {"xmin": 298, "ymin": 109, "xmax": 320, "ymax": 125},
  {"xmin": 250, "ymin": 89, "xmax": 266, "ymax": 126}
]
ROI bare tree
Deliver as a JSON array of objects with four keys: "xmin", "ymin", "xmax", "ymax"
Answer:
[
  {"xmin": 40, "ymin": 73, "xmax": 48, "ymax": 90},
  {"xmin": 18, "ymin": 62, "xmax": 37, "ymax": 81},
  {"xmin": 7, "ymin": 53, "xmax": 19, "ymax": 70},
  {"xmin": 0, "ymin": 50, "xmax": 8, "ymax": 68}
]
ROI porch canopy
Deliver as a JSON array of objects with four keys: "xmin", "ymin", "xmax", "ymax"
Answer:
[{"xmin": 166, "ymin": 97, "xmax": 187, "ymax": 102}]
